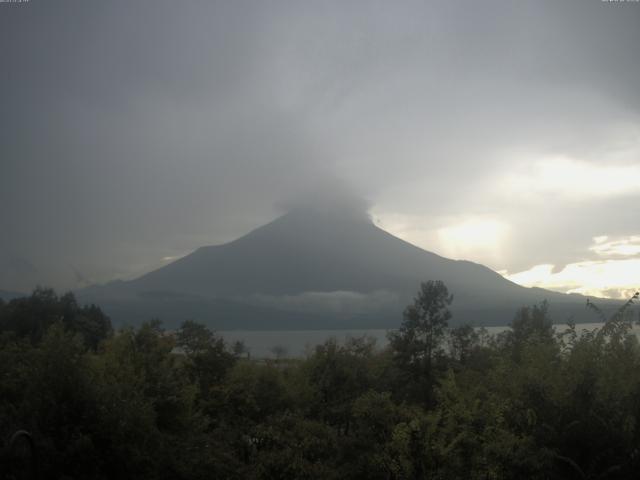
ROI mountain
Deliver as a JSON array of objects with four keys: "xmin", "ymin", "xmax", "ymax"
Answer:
[
  {"xmin": 0, "ymin": 289, "xmax": 26, "ymax": 301},
  {"xmin": 0, "ymin": 256, "xmax": 38, "ymax": 294},
  {"xmin": 77, "ymin": 208, "xmax": 617, "ymax": 329}
]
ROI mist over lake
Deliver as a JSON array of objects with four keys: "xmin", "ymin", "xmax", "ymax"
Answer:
[{"xmin": 219, "ymin": 322, "xmax": 640, "ymax": 359}]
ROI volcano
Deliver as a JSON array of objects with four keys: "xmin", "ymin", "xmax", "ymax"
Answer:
[{"xmin": 77, "ymin": 208, "xmax": 610, "ymax": 329}]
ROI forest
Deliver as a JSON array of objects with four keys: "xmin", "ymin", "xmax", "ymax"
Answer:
[{"xmin": 1, "ymin": 282, "xmax": 640, "ymax": 479}]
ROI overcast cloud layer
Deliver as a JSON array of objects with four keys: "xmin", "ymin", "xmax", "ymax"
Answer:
[{"xmin": 1, "ymin": 0, "xmax": 639, "ymax": 296}]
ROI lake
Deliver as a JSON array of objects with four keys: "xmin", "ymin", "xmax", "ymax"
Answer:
[{"xmin": 218, "ymin": 322, "xmax": 640, "ymax": 359}]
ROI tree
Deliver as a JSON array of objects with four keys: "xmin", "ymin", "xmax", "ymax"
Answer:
[
  {"xmin": 388, "ymin": 281, "xmax": 453, "ymax": 403},
  {"xmin": 270, "ymin": 345, "xmax": 288, "ymax": 360},
  {"xmin": 511, "ymin": 301, "xmax": 554, "ymax": 344},
  {"xmin": 500, "ymin": 301, "xmax": 556, "ymax": 362},
  {"xmin": 0, "ymin": 288, "xmax": 112, "ymax": 350},
  {"xmin": 175, "ymin": 320, "xmax": 237, "ymax": 401},
  {"xmin": 306, "ymin": 337, "xmax": 376, "ymax": 432},
  {"xmin": 448, "ymin": 324, "xmax": 480, "ymax": 365}
]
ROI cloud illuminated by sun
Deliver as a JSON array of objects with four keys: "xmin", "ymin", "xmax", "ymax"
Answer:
[
  {"xmin": 373, "ymin": 213, "xmax": 510, "ymax": 267},
  {"xmin": 502, "ymin": 156, "xmax": 640, "ymax": 200},
  {"xmin": 373, "ymin": 212, "xmax": 510, "ymax": 264},
  {"xmin": 589, "ymin": 235, "xmax": 640, "ymax": 257},
  {"xmin": 375, "ymin": 209, "xmax": 639, "ymax": 300},
  {"xmin": 504, "ymin": 260, "xmax": 640, "ymax": 299},
  {"xmin": 437, "ymin": 218, "xmax": 509, "ymax": 262},
  {"xmin": 504, "ymin": 234, "xmax": 640, "ymax": 299}
]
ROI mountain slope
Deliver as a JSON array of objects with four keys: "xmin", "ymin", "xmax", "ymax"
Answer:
[
  {"xmin": 77, "ymin": 208, "xmax": 614, "ymax": 328},
  {"xmin": 0, "ymin": 289, "xmax": 26, "ymax": 301}
]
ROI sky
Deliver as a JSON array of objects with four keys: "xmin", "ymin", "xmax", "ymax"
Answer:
[{"xmin": 1, "ymin": 0, "xmax": 639, "ymax": 298}]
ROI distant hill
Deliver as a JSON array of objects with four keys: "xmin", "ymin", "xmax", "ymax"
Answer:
[
  {"xmin": 77, "ymin": 208, "xmax": 619, "ymax": 329},
  {"xmin": 0, "ymin": 289, "xmax": 26, "ymax": 301}
]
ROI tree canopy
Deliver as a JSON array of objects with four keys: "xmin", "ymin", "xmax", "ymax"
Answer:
[{"xmin": 1, "ymin": 284, "xmax": 639, "ymax": 479}]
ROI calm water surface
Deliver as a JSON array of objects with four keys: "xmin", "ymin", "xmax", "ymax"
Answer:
[{"xmin": 219, "ymin": 323, "xmax": 640, "ymax": 359}]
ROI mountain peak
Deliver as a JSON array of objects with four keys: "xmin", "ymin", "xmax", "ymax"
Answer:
[
  {"xmin": 282, "ymin": 203, "xmax": 372, "ymax": 225},
  {"xmin": 275, "ymin": 188, "xmax": 371, "ymax": 225}
]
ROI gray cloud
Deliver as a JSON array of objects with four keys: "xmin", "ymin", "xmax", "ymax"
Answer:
[
  {"xmin": 244, "ymin": 290, "xmax": 400, "ymax": 316},
  {"xmin": 1, "ymin": 0, "xmax": 639, "ymax": 291}
]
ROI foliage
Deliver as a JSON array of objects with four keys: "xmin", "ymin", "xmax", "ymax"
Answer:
[
  {"xmin": 1, "ymin": 286, "xmax": 640, "ymax": 479},
  {"xmin": 388, "ymin": 280, "xmax": 453, "ymax": 404},
  {"xmin": 0, "ymin": 287, "xmax": 112, "ymax": 349}
]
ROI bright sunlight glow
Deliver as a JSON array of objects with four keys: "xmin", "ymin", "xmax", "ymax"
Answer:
[
  {"xmin": 502, "ymin": 156, "xmax": 640, "ymax": 199},
  {"xmin": 437, "ymin": 218, "xmax": 509, "ymax": 261}
]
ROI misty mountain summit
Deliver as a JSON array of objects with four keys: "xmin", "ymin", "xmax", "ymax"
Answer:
[{"xmin": 77, "ymin": 208, "xmax": 610, "ymax": 329}]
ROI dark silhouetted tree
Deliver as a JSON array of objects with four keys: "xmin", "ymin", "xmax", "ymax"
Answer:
[{"xmin": 388, "ymin": 280, "xmax": 453, "ymax": 403}]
